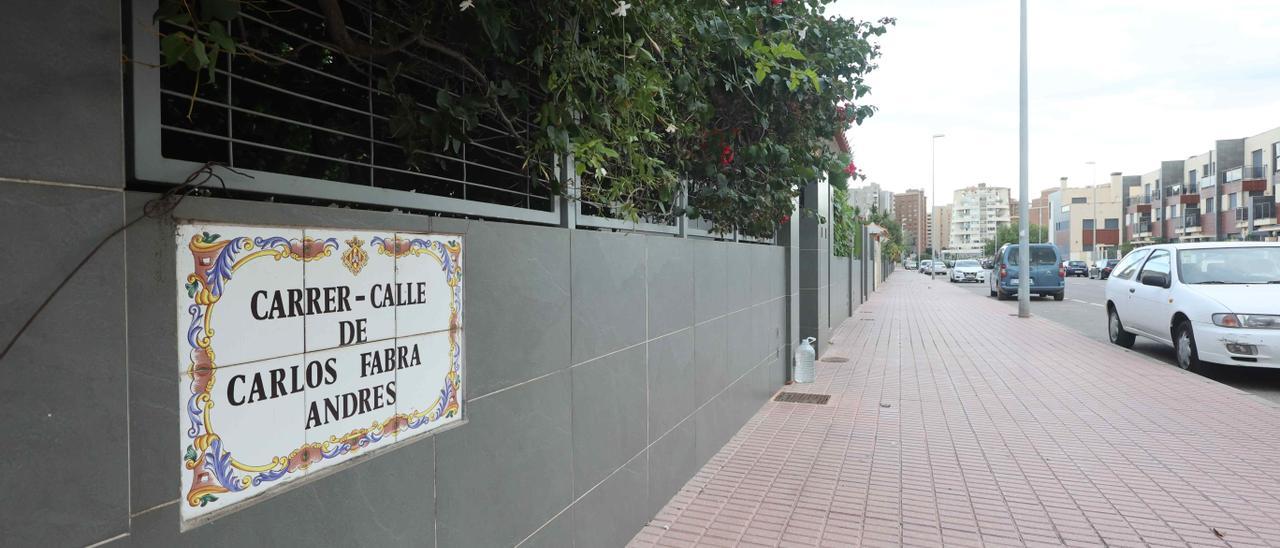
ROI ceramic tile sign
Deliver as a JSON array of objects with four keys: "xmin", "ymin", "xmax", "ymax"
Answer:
[{"xmin": 176, "ymin": 223, "xmax": 463, "ymax": 524}]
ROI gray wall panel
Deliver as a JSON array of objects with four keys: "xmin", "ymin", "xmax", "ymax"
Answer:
[
  {"xmin": 461, "ymin": 221, "xmax": 571, "ymax": 397},
  {"xmin": 571, "ymin": 232, "xmax": 646, "ymax": 363},
  {"xmin": 645, "ymin": 236, "xmax": 694, "ymax": 338},
  {"xmin": 0, "ymin": 2, "xmax": 123, "ymax": 187},
  {"xmin": 693, "ymin": 240, "xmax": 727, "ymax": 323},
  {"xmin": 572, "ymin": 452, "xmax": 649, "ymax": 548},
  {"xmin": 648, "ymin": 329, "xmax": 695, "ymax": 442},
  {"xmin": 436, "ymin": 373, "xmax": 573, "ymax": 548},
  {"xmin": 0, "ymin": 183, "xmax": 128, "ymax": 546},
  {"xmin": 572, "ymin": 345, "xmax": 647, "ymax": 494}
]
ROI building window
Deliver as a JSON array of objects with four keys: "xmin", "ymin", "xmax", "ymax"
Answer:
[
  {"xmin": 1082, "ymin": 219, "xmax": 1095, "ymax": 230},
  {"xmin": 1104, "ymin": 218, "xmax": 1119, "ymax": 230},
  {"xmin": 1206, "ymin": 197, "xmax": 1214, "ymax": 213},
  {"xmin": 1274, "ymin": 142, "xmax": 1280, "ymax": 172},
  {"xmin": 1071, "ymin": 197, "xmax": 1087, "ymax": 204},
  {"xmin": 1230, "ymin": 193, "xmax": 1238, "ymax": 209}
]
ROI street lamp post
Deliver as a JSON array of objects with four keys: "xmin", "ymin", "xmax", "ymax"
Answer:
[
  {"xmin": 1017, "ymin": 0, "xmax": 1030, "ymax": 318},
  {"xmin": 1087, "ymin": 161, "xmax": 1096, "ymax": 262},
  {"xmin": 931, "ymin": 133, "xmax": 946, "ymax": 287}
]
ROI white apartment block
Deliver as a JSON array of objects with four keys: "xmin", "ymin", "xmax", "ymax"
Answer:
[{"xmin": 949, "ymin": 183, "xmax": 1012, "ymax": 253}]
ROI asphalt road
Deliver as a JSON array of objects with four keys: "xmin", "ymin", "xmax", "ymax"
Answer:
[{"xmin": 926, "ymin": 269, "xmax": 1280, "ymax": 405}]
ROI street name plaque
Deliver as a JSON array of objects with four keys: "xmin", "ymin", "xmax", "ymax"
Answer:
[{"xmin": 176, "ymin": 223, "xmax": 464, "ymax": 523}]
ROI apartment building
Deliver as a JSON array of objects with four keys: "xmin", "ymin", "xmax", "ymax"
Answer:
[
  {"xmin": 847, "ymin": 181, "xmax": 895, "ymax": 217},
  {"xmin": 931, "ymin": 205, "xmax": 951, "ymax": 255},
  {"xmin": 949, "ymin": 183, "xmax": 1011, "ymax": 255},
  {"xmin": 1049, "ymin": 175, "xmax": 1126, "ymax": 262},
  {"xmin": 1126, "ymin": 125, "xmax": 1280, "ymax": 246},
  {"xmin": 894, "ymin": 189, "xmax": 929, "ymax": 256}
]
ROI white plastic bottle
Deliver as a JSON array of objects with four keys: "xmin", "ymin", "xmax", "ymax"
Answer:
[{"xmin": 794, "ymin": 337, "xmax": 817, "ymax": 383}]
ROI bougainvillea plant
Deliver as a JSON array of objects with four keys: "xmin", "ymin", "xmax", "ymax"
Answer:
[{"xmin": 154, "ymin": 0, "xmax": 892, "ymax": 237}]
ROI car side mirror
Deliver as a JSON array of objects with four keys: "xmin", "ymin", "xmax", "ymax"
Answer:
[{"xmin": 1140, "ymin": 272, "xmax": 1169, "ymax": 288}]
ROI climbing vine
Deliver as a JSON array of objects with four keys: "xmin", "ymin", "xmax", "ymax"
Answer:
[{"xmin": 152, "ymin": 0, "xmax": 893, "ymax": 237}]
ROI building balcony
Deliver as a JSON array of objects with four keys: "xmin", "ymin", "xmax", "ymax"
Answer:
[
  {"xmin": 1236, "ymin": 201, "xmax": 1278, "ymax": 227},
  {"xmin": 1199, "ymin": 174, "xmax": 1217, "ymax": 189},
  {"xmin": 1224, "ymin": 165, "xmax": 1268, "ymax": 192},
  {"xmin": 1177, "ymin": 211, "xmax": 1202, "ymax": 233}
]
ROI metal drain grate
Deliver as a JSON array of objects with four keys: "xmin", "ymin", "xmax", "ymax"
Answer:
[
  {"xmin": 820, "ymin": 357, "xmax": 849, "ymax": 363},
  {"xmin": 774, "ymin": 392, "xmax": 831, "ymax": 405}
]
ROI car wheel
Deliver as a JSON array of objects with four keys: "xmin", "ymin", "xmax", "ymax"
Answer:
[
  {"xmin": 1175, "ymin": 321, "xmax": 1206, "ymax": 374},
  {"xmin": 989, "ymin": 286, "xmax": 996, "ymax": 297},
  {"xmin": 1108, "ymin": 307, "xmax": 1136, "ymax": 348},
  {"xmin": 1053, "ymin": 292, "xmax": 1064, "ymax": 301}
]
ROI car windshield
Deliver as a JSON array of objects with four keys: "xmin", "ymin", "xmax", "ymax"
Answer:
[
  {"xmin": 1069, "ymin": 261, "xmax": 1086, "ymax": 267},
  {"xmin": 1006, "ymin": 247, "xmax": 1058, "ymax": 266},
  {"xmin": 955, "ymin": 260, "xmax": 979, "ymax": 268},
  {"xmin": 1106, "ymin": 259, "xmax": 1119, "ymax": 266},
  {"xmin": 1177, "ymin": 247, "xmax": 1280, "ymax": 284}
]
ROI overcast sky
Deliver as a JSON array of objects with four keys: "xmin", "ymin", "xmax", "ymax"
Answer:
[{"xmin": 828, "ymin": 0, "xmax": 1280, "ymax": 206}]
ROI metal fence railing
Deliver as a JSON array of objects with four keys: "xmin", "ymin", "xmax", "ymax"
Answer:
[{"xmin": 128, "ymin": 0, "xmax": 775, "ymax": 243}]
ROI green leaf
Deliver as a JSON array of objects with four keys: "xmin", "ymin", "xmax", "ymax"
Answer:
[
  {"xmin": 184, "ymin": 445, "xmax": 198, "ymax": 462},
  {"xmin": 185, "ymin": 281, "xmax": 199, "ymax": 299},
  {"xmin": 160, "ymin": 32, "xmax": 192, "ymax": 67}
]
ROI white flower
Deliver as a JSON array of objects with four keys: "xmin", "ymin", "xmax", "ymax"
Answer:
[
  {"xmin": 665, "ymin": 123, "xmax": 677, "ymax": 134},
  {"xmin": 798, "ymin": 26, "xmax": 807, "ymax": 40},
  {"xmin": 611, "ymin": 1, "xmax": 631, "ymax": 17},
  {"xmin": 596, "ymin": 167, "xmax": 608, "ymax": 179},
  {"xmin": 459, "ymin": 0, "xmax": 473, "ymax": 11}
]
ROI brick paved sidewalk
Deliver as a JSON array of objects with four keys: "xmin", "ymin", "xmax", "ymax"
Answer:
[{"xmin": 631, "ymin": 273, "xmax": 1280, "ymax": 547}]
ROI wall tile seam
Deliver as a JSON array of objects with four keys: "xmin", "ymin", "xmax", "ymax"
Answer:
[
  {"xmin": 513, "ymin": 343, "xmax": 781, "ymax": 547},
  {"xmin": 0, "ymin": 177, "xmax": 126, "ymax": 193},
  {"xmin": 84, "ymin": 532, "xmax": 130, "ymax": 548}
]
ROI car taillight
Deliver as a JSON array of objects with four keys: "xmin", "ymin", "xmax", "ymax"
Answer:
[
  {"xmin": 999, "ymin": 266, "xmax": 1007, "ymax": 279},
  {"xmin": 1058, "ymin": 267, "xmax": 1065, "ymax": 278}
]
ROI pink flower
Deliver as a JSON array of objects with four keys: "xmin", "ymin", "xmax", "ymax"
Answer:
[
  {"xmin": 721, "ymin": 145, "xmax": 734, "ymax": 166},
  {"xmin": 771, "ymin": 0, "xmax": 783, "ymax": 5},
  {"xmin": 843, "ymin": 162, "xmax": 857, "ymax": 176}
]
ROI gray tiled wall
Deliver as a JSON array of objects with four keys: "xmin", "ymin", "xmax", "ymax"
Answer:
[{"xmin": 0, "ymin": 185, "xmax": 790, "ymax": 547}]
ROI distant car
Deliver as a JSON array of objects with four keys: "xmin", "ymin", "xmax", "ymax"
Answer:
[
  {"xmin": 981, "ymin": 259, "xmax": 994, "ymax": 270},
  {"xmin": 1065, "ymin": 260, "xmax": 1089, "ymax": 277},
  {"xmin": 1089, "ymin": 259, "xmax": 1119, "ymax": 280},
  {"xmin": 950, "ymin": 259, "xmax": 984, "ymax": 283},
  {"xmin": 905, "ymin": 259, "xmax": 918, "ymax": 270},
  {"xmin": 918, "ymin": 260, "xmax": 932, "ymax": 273},
  {"xmin": 929, "ymin": 261, "xmax": 948, "ymax": 275},
  {"xmin": 1105, "ymin": 242, "xmax": 1280, "ymax": 372},
  {"xmin": 989, "ymin": 243, "xmax": 1065, "ymax": 301}
]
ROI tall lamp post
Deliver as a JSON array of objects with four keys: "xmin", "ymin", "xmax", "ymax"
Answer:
[
  {"xmin": 1017, "ymin": 0, "xmax": 1030, "ymax": 318},
  {"xmin": 931, "ymin": 133, "xmax": 946, "ymax": 286},
  {"xmin": 1086, "ymin": 161, "xmax": 1097, "ymax": 262}
]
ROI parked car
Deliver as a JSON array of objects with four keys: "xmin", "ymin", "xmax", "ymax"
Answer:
[
  {"xmin": 981, "ymin": 259, "xmax": 994, "ymax": 270},
  {"xmin": 1065, "ymin": 260, "xmax": 1089, "ymax": 277},
  {"xmin": 1105, "ymin": 243, "xmax": 1280, "ymax": 372},
  {"xmin": 918, "ymin": 260, "xmax": 932, "ymax": 273},
  {"xmin": 989, "ymin": 243, "xmax": 1065, "ymax": 301},
  {"xmin": 950, "ymin": 259, "xmax": 984, "ymax": 283},
  {"xmin": 929, "ymin": 261, "xmax": 948, "ymax": 275},
  {"xmin": 1089, "ymin": 259, "xmax": 1119, "ymax": 280},
  {"xmin": 905, "ymin": 259, "xmax": 918, "ymax": 270}
]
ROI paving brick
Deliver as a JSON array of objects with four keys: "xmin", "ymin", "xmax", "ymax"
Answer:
[{"xmin": 630, "ymin": 274, "xmax": 1280, "ymax": 547}]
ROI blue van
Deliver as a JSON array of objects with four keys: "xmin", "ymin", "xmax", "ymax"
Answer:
[{"xmin": 988, "ymin": 243, "xmax": 1065, "ymax": 301}]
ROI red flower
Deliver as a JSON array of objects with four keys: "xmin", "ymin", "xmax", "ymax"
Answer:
[
  {"xmin": 771, "ymin": 0, "xmax": 783, "ymax": 5},
  {"xmin": 781, "ymin": 214, "xmax": 791, "ymax": 224},
  {"xmin": 843, "ymin": 162, "xmax": 857, "ymax": 176},
  {"xmin": 721, "ymin": 145, "xmax": 734, "ymax": 166}
]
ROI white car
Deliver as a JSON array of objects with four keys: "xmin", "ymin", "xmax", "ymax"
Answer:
[
  {"xmin": 1105, "ymin": 242, "xmax": 1280, "ymax": 371},
  {"xmin": 949, "ymin": 259, "xmax": 984, "ymax": 283},
  {"xmin": 928, "ymin": 261, "xmax": 948, "ymax": 275}
]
